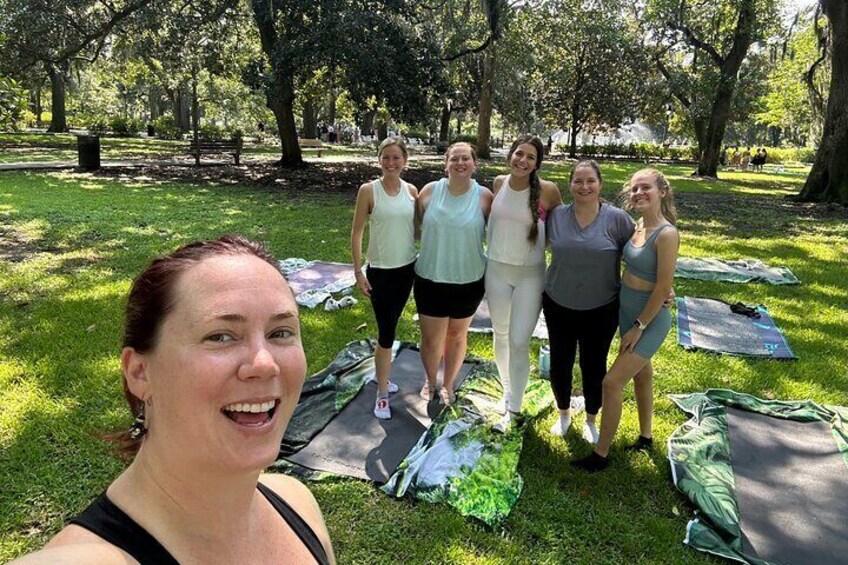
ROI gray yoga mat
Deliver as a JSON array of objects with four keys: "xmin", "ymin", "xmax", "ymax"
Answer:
[
  {"xmin": 285, "ymin": 260, "xmax": 354, "ymax": 297},
  {"xmin": 727, "ymin": 407, "xmax": 848, "ymax": 564},
  {"xmin": 684, "ymin": 297, "xmax": 769, "ymax": 356},
  {"xmin": 285, "ymin": 348, "xmax": 474, "ymax": 483}
]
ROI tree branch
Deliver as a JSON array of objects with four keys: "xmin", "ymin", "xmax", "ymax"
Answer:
[{"xmin": 667, "ymin": 20, "xmax": 724, "ymax": 66}]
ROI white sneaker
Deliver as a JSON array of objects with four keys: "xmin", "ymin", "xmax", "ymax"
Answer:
[
  {"xmin": 570, "ymin": 396, "xmax": 585, "ymax": 414},
  {"xmin": 386, "ymin": 381, "xmax": 399, "ymax": 394},
  {"xmin": 324, "ymin": 298, "xmax": 339, "ymax": 311},
  {"xmin": 493, "ymin": 411, "xmax": 517, "ymax": 433},
  {"xmin": 550, "ymin": 414, "xmax": 572, "ymax": 437},
  {"xmin": 374, "ymin": 396, "xmax": 391, "ymax": 419},
  {"xmin": 582, "ymin": 422, "xmax": 599, "ymax": 444},
  {"xmin": 496, "ymin": 392, "xmax": 511, "ymax": 415},
  {"xmin": 338, "ymin": 296, "xmax": 358, "ymax": 309}
]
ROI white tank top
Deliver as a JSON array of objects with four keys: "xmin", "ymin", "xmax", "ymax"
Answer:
[
  {"xmin": 486, "ymin": 176, "xmax": 545, "ymax": 266},
  {"xmin": 367, "ymin": 178, "xmax": 417, "ymax": 269}
]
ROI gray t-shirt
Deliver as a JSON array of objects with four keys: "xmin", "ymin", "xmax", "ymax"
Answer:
[{"xmin": 545, "ymin": 203, "xmax": 635, "ymax": 310}]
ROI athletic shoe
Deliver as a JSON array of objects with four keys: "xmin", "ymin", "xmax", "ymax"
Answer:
[
  {"xmin": 323, "ymin": 298, "xmax": 339, "ymax": 311},
  {"xmin": 493, "ymin": 411, "xmax": 518, "ymax": 433},
  {"xmin": 582, "ymin": 422, "xmax": 600, "ymax": 444},
  {"xmin": 571, "ymin": 451, "xmax": 609, "ymax": 473},
  {"xmin": 373, "ymin": 396, "xmax": 391, "ymax": 419},
  {"xmin": 625, "ymin": 436, "xmax": 654, "ymax": 452},
  {"xmin": 549, "ymin": 414, "xmax": 572, "ymax": 437},
  {"xmin": 338, "ymin": 296, "xmax": 358, "ymax": 309},
  {"xmin": 386, "ymin": 381, "xmax": 399, "ymax": 394}
]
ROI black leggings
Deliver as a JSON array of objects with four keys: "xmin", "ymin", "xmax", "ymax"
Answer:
[
  {"xmin": 541, "ymin": 293, "xmax": 620, "ymax": 415},
  {"xmin": 366, "ymin": 262, "xmax": 416, "ymax": 348}
]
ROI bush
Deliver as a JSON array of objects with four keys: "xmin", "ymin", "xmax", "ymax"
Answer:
[
  {"xmin": 0, "ymin": 76, "xmax": 28, "ymax": 131},
  {"xmin": 153, "ymin": 116, "xmax": 183, "ymax": 140},
  {"xmin": 87, "ymin": 117, "xmax": 109, "ymax": 136},
  {"xmin": 450, "ymin": 134, "xmax": 478, "ymax": 146},
  {"xmin": 107, "ymin": 116, "xmax": 143, "ymax": 137},
  {"xmin": 199, "ymin": 123, "xmax": 227, "ymax": 140}
]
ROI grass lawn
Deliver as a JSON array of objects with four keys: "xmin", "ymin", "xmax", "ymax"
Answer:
[{"xmin": 1, "ymin": 159, "xmax": 846, "ymax": 564}]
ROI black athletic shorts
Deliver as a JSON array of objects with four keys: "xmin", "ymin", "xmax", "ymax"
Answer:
[{"xmin": 413, "ymin": 274, "xmax": 484, "ymax": 319}]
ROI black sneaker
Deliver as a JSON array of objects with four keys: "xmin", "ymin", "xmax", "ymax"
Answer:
[
  {"xmin": 625, "ymin": 436, "xmax": 654, "ymax": 452},
  {"xmin": 571, "ymin": 451, "xmax": 609, "ymax": 473}
]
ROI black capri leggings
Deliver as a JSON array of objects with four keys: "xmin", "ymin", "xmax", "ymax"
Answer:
[
  {"xmin": 541, "ymin": 292, "xmax": 620, "ymax": 416},
  {"xmin": 366, "ymin": 261, "xmax": 416, "ymax": 348}
]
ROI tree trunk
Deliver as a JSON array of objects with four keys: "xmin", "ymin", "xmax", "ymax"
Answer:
[
  {"xmin": 269, "ymin": 76, "xmax": 303, "ymax": 166},
  {"xmin": 46, "ymin": 63, "xmax": 68, "ymax": 133},
  {"xmin": 799, "ymin": 0, "xmax": 848, "ymax": 203},
  {"xmin": 250, "ymin": 0, "xmax": 303, "ymax": 167},
  {"xmin": 361, "ymin": 109, "xmax": 376, "ymax": 136},
  {"xmin": 439, "ymin": 103, "xmax": 450, "ymax": 141},
  {"xmin": 568, "ymin": 104, "xmax": 581, "ymax": 158},
  {"xmin": 31, "ymin": 85, "xmax": 43, "ymax": 127},
  {"xmin": 303, "ymin": 98, "xmax": 318, "ymax": 139},
  {"xmin": 172, "ymin": 85, "xmax": 192, "ymax": 132},
  {"xmin": 691, "ymin": 1, "xmax": 756, "ymax": 177},
  {"xmin": 149, "ymin": 85, "xmax": 161, "ymax": 121},
  {"xmin": 476, "ymin": 47, "xmax": 496, "ymax": 159},
  {"xmin": 377, "ymin": 122, "xmax": 388, "ymax": 141}
]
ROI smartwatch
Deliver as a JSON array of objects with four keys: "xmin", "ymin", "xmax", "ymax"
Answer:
[{"xmin": 633, "ymin": 318, "xmax": 648, "ymax": 330}]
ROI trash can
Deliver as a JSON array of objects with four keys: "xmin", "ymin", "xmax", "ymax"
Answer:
[
  {"xmin": 77, "ymin": 135, "xmax": 101, "ymax": 170},
  {"xmin": 147, "ymin": 124, "xmax": 155, "ymax": 137}
]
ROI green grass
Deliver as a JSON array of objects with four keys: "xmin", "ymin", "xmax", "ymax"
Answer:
[{"xmin": 1, "ymin": 159, "xmax": 846, "ymax": 564}]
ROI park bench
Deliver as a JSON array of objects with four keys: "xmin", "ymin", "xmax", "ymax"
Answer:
[
  {"xmin": 299, "ymin": 138, "xmax": 323, "ymax": 157},
  {"xmin": 188, "ymin": 137, "xmax": 243, "ymax": 166}
]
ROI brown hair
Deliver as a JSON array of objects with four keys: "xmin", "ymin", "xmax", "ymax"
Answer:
[
  {"xmin": 377, "ymin": 136, "xmax": 408, "ymax": 160},
  {"xmin": 111, "ymin": 235, "xmax": 283, "ymax": 456},
  {"xmin": 445, "ymin": 141, "xmax": 478, "ymax": 163},
  {"xmin": 569, "ymin": 159, "xmax": 603, "ymax": 185},
  {"xmin": 507, "ymin": 135, "xmax": 545, "ymax": 242},
  {"xmin": 620, "ymin": 168, "xmax": 678, "ymax": 224}
]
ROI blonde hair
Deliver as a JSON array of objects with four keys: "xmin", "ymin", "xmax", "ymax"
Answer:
[
  {"xmin": 377, "ymin": 136, "xmax": 408, "ymax": 159},
  {"xmin": 620, "ymin": 168, "xmax": 677, "ymax": 225}
]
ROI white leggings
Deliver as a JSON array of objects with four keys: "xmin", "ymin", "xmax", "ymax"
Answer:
[{"xmin": 484, "ymin": 259, "xmax": 546, "ymax": 413}]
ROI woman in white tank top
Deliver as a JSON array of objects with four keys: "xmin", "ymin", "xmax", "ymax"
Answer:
[
  {"xmin": 486, "ymin": 135, "xmax": 562, "ymax": 432},
  {"xmin": 351, "ymin": 137, "xmax": 419, "ymax": 420}
]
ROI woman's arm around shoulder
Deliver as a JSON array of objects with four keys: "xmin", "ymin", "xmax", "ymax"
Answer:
[
  {"xmin": 479, "ymin": 183, "xmax": 494, "ymax": 220},
  {"xmin": 491, "ymin": 174, "xmax": 507, "ymax": 197},
  {"xmin": 9, "ymin": 525, "xmax": 133, "ymax": 564},
  {"xmin": 539, "ymin": 178, "xmax": 563, "ymax": 211},
  {"xmin": 260, "ymin": 473, "xmax": 336, "ymax": 564}
]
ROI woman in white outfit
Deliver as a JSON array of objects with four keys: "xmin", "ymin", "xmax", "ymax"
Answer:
[{"xmin": 487, "ymin": 135, "xmax": 562, "ymax": 432}]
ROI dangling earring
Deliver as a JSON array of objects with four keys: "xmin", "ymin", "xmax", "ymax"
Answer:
[{"xmin": 128, "ymin": 401, "xmax": 148, "ymax": 440}]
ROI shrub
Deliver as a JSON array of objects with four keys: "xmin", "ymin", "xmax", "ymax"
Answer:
[
  {"xmin": 87, "ymin": 117, "xmax": 109, "ymax": 136},
  {"xmin": 199, "ymin": 123, "xmax": 227, "ymax": 140},
  {"xmin": 153, "ymin": 116, "xmax": 183, "ymax": 140}
]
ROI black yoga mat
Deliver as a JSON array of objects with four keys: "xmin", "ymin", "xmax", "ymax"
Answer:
[{"xmin": 284, "ymin": 348, "xmax": 474, "ymax": 483}]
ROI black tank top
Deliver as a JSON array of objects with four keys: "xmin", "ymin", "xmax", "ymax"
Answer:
[{"xmin": 69, "ymin": 482, "xmax": 330, "ymax": 565}]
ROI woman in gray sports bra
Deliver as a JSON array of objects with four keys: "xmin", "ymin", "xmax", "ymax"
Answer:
[{"xmin": 572, "ymin": 168, "xmax": 679, "ymax": 473}]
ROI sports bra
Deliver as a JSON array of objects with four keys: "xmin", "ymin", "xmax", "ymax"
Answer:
[
  {"xmin": 69, "ymin": 482, "xmax": 330, "ymax": 565},
  {"xmin": 623, "ymin": 224, "xmax": 674, "ymax": 283}
]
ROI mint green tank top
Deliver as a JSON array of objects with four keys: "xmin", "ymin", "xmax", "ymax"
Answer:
[{"xmin": 415, "ymin": 178, "xmax": 486, "ymax": 283}]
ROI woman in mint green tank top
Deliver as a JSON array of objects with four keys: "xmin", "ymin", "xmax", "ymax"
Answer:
[
  {"xmin": 413, "ymin": 142, "xmax": 494, "ymax": 406},
  {"xmin": 572, "ymin": 168, "xmax": 680, "ymax": 473}
]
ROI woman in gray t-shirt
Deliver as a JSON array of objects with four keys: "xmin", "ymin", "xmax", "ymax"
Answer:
[{"xmin": 542, "ymin": 160, "xmax": 634, "ymax": 445}]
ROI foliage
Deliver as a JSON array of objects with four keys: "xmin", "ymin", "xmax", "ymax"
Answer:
[
  {"xmin": 0, "ymin": 75, "xmax": 27, "ymax": 130},
  {"xmin": 756, "ymin": 18, "xmax": 830, "ymax": 146},
  {"xmin": 153, "ymin": 115, "xmax": 182, "ymax": 140},
  {"xmin": 86, "ymin": 117, "xmax": 109, "ymax": 136},
  {"xmin": 108, "ymin": 116, "xmax": 143, "ymax": 137},
  {"xmin": 518, "ymin": 0, "xmax": 649, "ymax": 155}
]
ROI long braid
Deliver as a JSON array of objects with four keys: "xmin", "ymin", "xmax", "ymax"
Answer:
[{"xmin": 528, "ymin": 169, "xmax": 541, "ymax": 242}]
